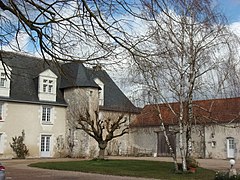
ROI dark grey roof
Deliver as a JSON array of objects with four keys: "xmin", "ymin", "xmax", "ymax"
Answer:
[
  {"xmin": 0, "ymin": 51, "xmax": 66, "ymax": 105},
  {"xmin": 0, "ymin": 51, "xmax": 138, "ymax": 113},
  {"xmin": 60, "ymin": 63, "xmax": 99, "ymax": 89},
  {"xmin": 87, "ymin": 68, "xmax": 139, "ymax": 113}
]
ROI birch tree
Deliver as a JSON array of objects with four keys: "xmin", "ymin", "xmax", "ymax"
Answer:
[{"xmin": 129, "ymin": 0, "xmax": 238, "ymax": 172}]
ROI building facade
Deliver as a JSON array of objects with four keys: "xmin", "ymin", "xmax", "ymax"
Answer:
[
  {"xmin": 130, "ymin": 98, "xmax": 240, "ymax": 159},
  {"xmin": 0, "ymin": 51, "xmax": 138, "ymax": 159}
]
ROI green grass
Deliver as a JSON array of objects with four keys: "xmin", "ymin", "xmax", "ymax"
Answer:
[{"xmin": 29, "ymin": 159, "xmax": 215, "ymax": 180}]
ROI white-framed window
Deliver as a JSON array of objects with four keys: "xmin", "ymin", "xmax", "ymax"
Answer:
[
  {"xmin": 42, "ymin": 106, "xmax": 52, "ymax": 123},
  {"xmin": 38, "ymin": 69, "xmax": 57, "ymax": 102},
  {"xmin": 40, "ymin": 134, "xmax": 51, "ymax": 157},
  {"xmin": 43, "ymin": 79, "xmax": 54, "ymax": 93},
  {"xmin": 0, "ymin": 73, "xmax": 6, "ymax": 87},
  {"xmin": 0, "ymin": 67, "xmax": 11, "ymax": 97},
  {"xmin": 94, "ymin": 78, "xmax": 104, "ymax": 106}
]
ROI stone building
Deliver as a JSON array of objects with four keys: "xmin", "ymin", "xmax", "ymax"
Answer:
[
  {"xmin": 0, "ymin": 51, "xmax": 138, "ymax": 159},
  {"xmin": 130, "ymin": 97, "xmax": 240, "ymax": 159}
]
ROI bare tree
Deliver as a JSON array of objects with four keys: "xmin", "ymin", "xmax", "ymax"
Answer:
[
  {"xmin": 0, "ymin": 0, "xmax": 145, "ymax": 65},
  {"xmin": 129, "ymin": 0, "xmax": 239, "ymax": 172},
  {"xmin": 65, "ymin": 86, "xmax": 129, "ymax": 159}
]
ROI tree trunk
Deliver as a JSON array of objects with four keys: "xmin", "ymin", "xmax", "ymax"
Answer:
[
  {"xmin": 161, "ymin": 122, "xmax": 178, "ymax": 171},
  {"xmin": 98, "ymin": 141, "xmax": 108, "ymax": 159}
]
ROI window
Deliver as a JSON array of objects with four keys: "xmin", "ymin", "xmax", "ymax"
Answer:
[
  {"xmin": 40, "ymin": 135, "xmax": 51, "ymax": 157},
  {"xmin": 0, "ymin": 73, "xmax": 6, "ymax": 87},
  {"xmin": 94, "ymin": 78, "xmax": 104, "ymax": 106},
  {"xmin": 42, "ymin": 106, "xmax": 51, "ymax": 123},
  {"xmin": 38, "ymin": 69, "xmax": 57, "ymax": 102},
  {"xmin": 211, "ymin": 141, "xmax": 216, "ymax": 148},
  {"xmin": 98, "ymin": 90, "xmax": 104, "ymax": 105},
  {"xmin": 89, "ymin": 90, "xmax": 93, "ymax": 97},
  {"xmin": 43, "ymin": 79, "xmax": 53, "ymax": 93},
  {"xmin": 41, "ymin": 135, "xmax": 50, "ymax": 152},
  {"xmin": 229, "ymin": 138, "xmax": 235, "ymax": 149}
]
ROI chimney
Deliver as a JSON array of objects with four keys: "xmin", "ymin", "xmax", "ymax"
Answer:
[{"xmin": 93, "ymin": 64, "xmax": 102, "ymax": 71}]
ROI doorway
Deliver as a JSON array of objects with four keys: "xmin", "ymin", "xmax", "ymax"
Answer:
[
  {"xmin": 40, "ymin": 135, "xmax": 51, "ymax": 157},
  {"xmin": 227, "ymin": 137, "xmax": 235, "ymax": 158},
  {"xmin": 157, "ymin": 131, "xmax": 176, "ymax": 157}
]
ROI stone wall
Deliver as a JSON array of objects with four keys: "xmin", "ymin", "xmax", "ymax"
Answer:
[
  {"xmin": 129, "ymin": 126, "xmax": 159, "ymax": 156},
  {"xmin": 64, "ymin": 87, "xmax": 99, "ymax": 157},
  {"xmin": 64, "ymin": 87, "xmax": 137, "ymax": 158},
  {"xmin": 204, "ymin": 124, "xmax": 240, "ymax": 159},
  {"xmin": 0, "ymin": 102, "xmax": 66, "ymax": 159}
]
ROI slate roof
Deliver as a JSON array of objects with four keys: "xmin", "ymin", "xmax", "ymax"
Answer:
[
  {"xmin": 0, "ymin": 51, "xmax": 138, "ymax": 113},
  {"xmin": 60, "ymin": 62, "xmax": 139, "ymax": 113},
  {"xmin": 0, "ymin": 51, "xmax": 66, "ymax": 106},
  {"xmin": 87, "ymin": 67, "xmax": 139, "ymax": 113},
  {"xmin": 131, "ymin": 97, "xmax": 240, "ymax": 127},
  {"xmin": 60, "ymin": 63, "xmax": 99, "ymax": 89}
]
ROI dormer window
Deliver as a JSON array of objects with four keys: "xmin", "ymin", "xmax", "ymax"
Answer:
[
  {"xmin": 0, "ymin": 73, "xmax": 6, "ymax": 87},
  {"xmin": 43, "ymin": 79, "xmax": 53, "ymax": 93},
  {"xmin": 94, "ymin": 78, "xmax": 104, "ymax": 106},
  {"xmin": 0, "ymin": 64, "xmax": 11, "ymax": 97},
  {"xmin": 38, "ymin": 69, "xmax": 57, "ymax": 102}
]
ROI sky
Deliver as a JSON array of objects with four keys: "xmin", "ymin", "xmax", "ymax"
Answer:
[{"xmin": 218, "ymin": 0, "xmax": 240, "ymax": 23}]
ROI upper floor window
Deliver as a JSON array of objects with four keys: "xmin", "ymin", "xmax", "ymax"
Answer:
[
  {"xmin": 0, "ymin": 73, "xmax": 6, "ymax": 87},
  {"xmin": 0, "ymin": 64, "xmax": 11, "ymax": 98},
  {"xmin": 38, "ymin": 69, "xmax": 57, "ymax": 102},
  {"xmin": 43, "ymin": 79, "xmax": 53, "ymax": 93},
  {"xmin": 42, "ymin": 106, "xmax": 52, "ymax": 123},
  {"xmin": 94, "ymin": 78, "xmax": 104, "ymax": 106}
]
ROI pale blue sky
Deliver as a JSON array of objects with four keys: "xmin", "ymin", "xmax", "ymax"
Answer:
[{"xmin": 218, "ymin": 0, "xmax": 240, "ymax": 23}]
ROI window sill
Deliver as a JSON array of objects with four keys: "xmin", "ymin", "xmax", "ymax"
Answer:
[{"xmin": 42, "ymin": 122, "xmax": 53, "ymax": 125}]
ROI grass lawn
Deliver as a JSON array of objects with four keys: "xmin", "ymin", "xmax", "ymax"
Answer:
[{"xmin": 29, "ymin": 159, "xmax": 215, "ymax": 180}]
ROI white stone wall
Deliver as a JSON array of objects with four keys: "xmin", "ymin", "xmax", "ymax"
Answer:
[
  {"xmin": 0, "ymin": 101, "xmax": 66, "ymax": 159},
  {"xmin": 204, "ymin": 124, "xmax": 240, "ymax": 159},
  {"xmin": 100, "ymin": 111, "xmax": 136, "ymax": 156},
  {"xmin": 129, "ymin": 124, "xmax": 240, "ymax": 159},
  {"xmin": 64, "ymin": 87, "xmax": 99, "ymax": 157},
  {"xmin": 129, "ymin": 126, "xmax": 160, "ymax": 156}
]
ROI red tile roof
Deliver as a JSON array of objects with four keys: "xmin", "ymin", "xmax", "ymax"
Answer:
[{"xmin": 131, "ymin": 97, "xmax": 240, "ymax": 127}]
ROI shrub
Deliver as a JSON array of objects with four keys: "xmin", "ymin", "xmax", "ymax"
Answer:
[
  {"xmin": 186, "ymin": 156, "xmax": 199, "ymax": 168},
  {"xmin": 215, "ymin": 171, "xmax": 240, "ymax": 180},
  {"xmin": 10, "ymin": 130, "xmax": 29, "ymax": 159}
]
